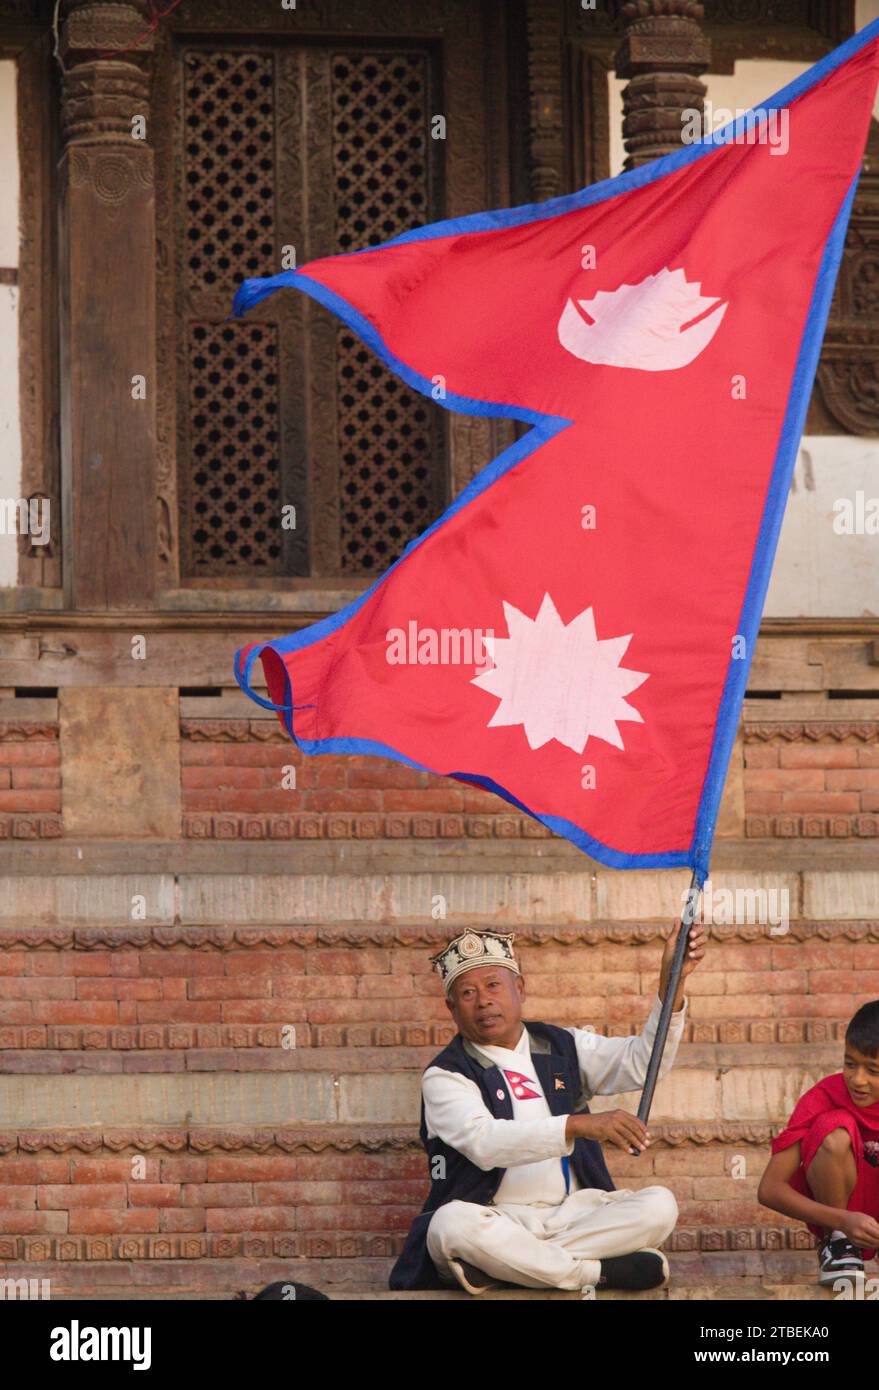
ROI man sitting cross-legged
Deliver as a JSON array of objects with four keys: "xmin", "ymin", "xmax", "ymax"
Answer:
[{"xmin": 389, "ymin": 925, "xmax": 705, "ymax": 1295}]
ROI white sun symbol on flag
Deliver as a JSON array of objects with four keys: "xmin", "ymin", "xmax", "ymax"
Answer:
[{"xmin": 471, "ymin": 594, "xmax": 649, "ymax": 754}]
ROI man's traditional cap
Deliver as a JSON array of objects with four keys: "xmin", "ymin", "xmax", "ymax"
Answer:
[{"xmin": 430, "ymin": 931, "xmax": 519, "ymax": 996}]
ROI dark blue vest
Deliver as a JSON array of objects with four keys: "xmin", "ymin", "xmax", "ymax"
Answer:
[{"xmin": 389, "ymin": 1020, "xmax": 615, "ymax": 1290}]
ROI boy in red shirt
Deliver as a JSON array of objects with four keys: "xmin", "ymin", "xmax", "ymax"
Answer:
[{"xmin": 758, "ymin": 1000, "xmax": 879, "ymax": 1286}]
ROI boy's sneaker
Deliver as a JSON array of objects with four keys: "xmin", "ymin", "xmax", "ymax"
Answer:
[
  {"xmin": 817, "ymin": 1230, "xmax": 864, "ymax": 1287},
  {"xmin": 597, "ymin": 1248, "xmax": 669, "ymax": 1292}
]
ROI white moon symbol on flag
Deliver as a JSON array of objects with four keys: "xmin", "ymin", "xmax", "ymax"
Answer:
[
  {"xmin": 471, "ymin": 594, "xmax": 649, "ymax": 754},
  {"xmin": 558, "ymin": 266, "xmax": 728, "ymax": 372}
]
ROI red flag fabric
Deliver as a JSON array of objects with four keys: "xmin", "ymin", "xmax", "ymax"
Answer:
[{"xmin": 232, "ymin": 23, "xmax": 879, "ymax": 880}]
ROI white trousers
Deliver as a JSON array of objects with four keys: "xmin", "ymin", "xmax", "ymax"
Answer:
[{"xmin": 427, "ymin": 1185, "xmax": 678, "ymax": 1291}]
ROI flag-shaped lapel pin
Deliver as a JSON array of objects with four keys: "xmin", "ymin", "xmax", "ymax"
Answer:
[
  {"xmin": 232, "ymin": 22, "xmax": 879, "ymax": 882},
  {"xmin": 504, "ymin": 1070, "xmax": 541, "ymax": 1101}
]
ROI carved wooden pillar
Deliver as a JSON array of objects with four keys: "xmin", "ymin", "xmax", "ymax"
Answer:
[
  {"xmin": 526, "ymin": 0, "xmax": 565, "ymax": 202},
  {"xmin": 615, "ymin": 0, "xmax": 710, "ymax": 171},
  {"xmin": 58, "ymin": 0, "xmax": 158, "ymax": 609}
]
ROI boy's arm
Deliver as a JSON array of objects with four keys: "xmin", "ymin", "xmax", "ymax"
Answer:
[{"xmin": 757, "ymin": 1144, "xmax": 879, "ymax": 1246}]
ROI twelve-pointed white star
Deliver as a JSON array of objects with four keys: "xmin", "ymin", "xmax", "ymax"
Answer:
[{"xmin": 471, "ymin": 593, "xmax": 649, "ymax": 753}]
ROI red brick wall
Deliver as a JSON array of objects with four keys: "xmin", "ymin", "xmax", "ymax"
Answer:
[
  {"xmin": 745, "ymin": 725, "xmax": 879, "ymax": 838},
  {"xmin": 2, "ymin": 925, "xmax": 878, "ymax": 1285},
  {"xmin": 2, "ymin": 931, "xmax": 875, "ymax": 1047},
  {"xmin": 181, "ymin": 719, "xmax": 545, "ymax": 839},
  {"xmin": 0, "ymin": 726, "xmax": 62, "ymax": 839},
  {"xmin": 183, "ymin": 719, "xmax": 879, "ymax": 841},
  {"xmin": 0, "ymin": 1128, "xmax": 823, "ymax": 1276},
  {"xmin": 0, "ymin": 1145, "xmax": 423, "ymax": 1249}
]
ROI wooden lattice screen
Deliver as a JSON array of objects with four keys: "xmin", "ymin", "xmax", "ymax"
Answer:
[{"xmin": 177, "ymin": 44, "xmax": 445, "ymax": 580}]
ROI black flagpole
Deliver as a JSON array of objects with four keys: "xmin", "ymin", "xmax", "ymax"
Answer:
[{"xmin": 631, "ymin": 869, "xmax": 702, "ymax": 1152}]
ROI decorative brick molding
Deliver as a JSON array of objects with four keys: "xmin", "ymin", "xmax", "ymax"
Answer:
[
  {"xmin": 0, "ymin": 1226, "xmax": 816, "ymax": 1262},
  {"xmin": 188, "ymin": 719, "xmax": 879, "ymax": 745},
  {"xmin": 0, "ymin": 1022, "xmax": 449, "ymax": 1051},
  {"xmin": 0, "ymin": 1125, "xmax": 418, "ymax": 1155},
  {"xmin": 0, "ymin": 1121, "xmax": 794, "ymax": 1157},
  {"xmin": 0, "ymin": 723, "xmax": 58, "ymax": 742},
  {"xmin": 183, "ymin": 811, "xmax": 550, "ymax": 840},
  {"xmin": 667, "ymin": 1227, "xmax": 816, "ymax": 1253},
  {"xmin": 0, "ymin": 1233, "xmax": 402, "ymax": 1262},
  {"xmin": 0, "ymin": 815, "xmax": 62, "ymax": 839},
  {"xmin": 0, "ymin": 1019, "xmax": 850, "ymax": 1052},
  {"xmin": 0, "ymin": 921, "xmax": 877, "ymax": 950},
  {"xmin": 747, "ymin": 814, "xmax": 878, "ymax": 838},
  {"xmin": 745, "ymin": 723, "xmax": 879, "ymax": 743}
]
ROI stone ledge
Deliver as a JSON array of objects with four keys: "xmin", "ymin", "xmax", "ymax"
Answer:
[
  {"xmin": 0, "ymin": 837, "xmax": 876, "ymax": 876},
  {"xmin": 0, "ymin": 1120, "xmax": 785, "ymax": 1155},
  {"xmin": 330, "ymin": 1283, "xmax": 837, "ymax": 1300},
  {"xmin": 0, "ymin": 1053, "xmax": 842, "ymax": 1126},
  {"xmin": 0, "ymin": 870, "xmax": 876, "ymax": 925},
  {"xmin": 0, "ymin": 1257, "xmax": 849, "ymax": 1301},
  {"xmin": 0, "ymin": 1042, "xmax": 843, "ymax": 1073}
]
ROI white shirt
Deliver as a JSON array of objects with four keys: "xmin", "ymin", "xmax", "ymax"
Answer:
[
  {"xmin": 422, "ymin": 993, "xmax": 686, "ymax": 1207},
  {"xmin": 464, "ymin": 1027, "xmax": 575, "ymax": 1205}
]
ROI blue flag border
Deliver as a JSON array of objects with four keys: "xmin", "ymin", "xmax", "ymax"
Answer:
[{"xmin": 230, "ymin": 19, "xmax": 878, "ymax": 881}]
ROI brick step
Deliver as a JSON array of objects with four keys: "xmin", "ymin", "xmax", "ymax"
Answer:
[
  {"xmin": 17, "ymin": 1283, "xmax": 837, "ymax": 1301},
  {"xmin": 0, "ymin": 1253, "xmax": 853, "ymax": 1299}
]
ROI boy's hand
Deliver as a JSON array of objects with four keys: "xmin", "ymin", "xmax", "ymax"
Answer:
[
  {"xmin": 840, "ymin": 1210, "xmax": 879, "ymax": 1248},
  {"xmin": 659, "ymin": 919, "xmax": 707, "ymax": 1009}
]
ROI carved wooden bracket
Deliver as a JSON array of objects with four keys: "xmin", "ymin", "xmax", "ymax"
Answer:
[
  {"xmin": 810, "ymin": 121, "xmax": 879, "ymax": 437},
  {"xmin": 615, "ymin": 0, "xmax": 710, "ymax": 170},
  {"xmin": 59, "ymin": 0, "xmax": 154, "ymax": 147}
]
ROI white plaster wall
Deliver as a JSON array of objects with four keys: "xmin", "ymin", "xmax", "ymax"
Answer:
[
  {"xmin": 0, "ymin": 60, "xmax": 19, "ymax": 267},
  {"xmin": 765, "ymin": 440, "xmax": 879, "ymax": 618},
  {"xmin": 607, "ymin": 32, "xmax": 879, "ymax": 618},
  {"xmin": 0, "ymin": 59, "xmax": 20, "ymax": 589}
]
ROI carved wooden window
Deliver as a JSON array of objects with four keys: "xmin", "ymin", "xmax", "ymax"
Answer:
[{"xmin": 175, "ymin": 42, "xmax": 446, "ymax": 581}]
